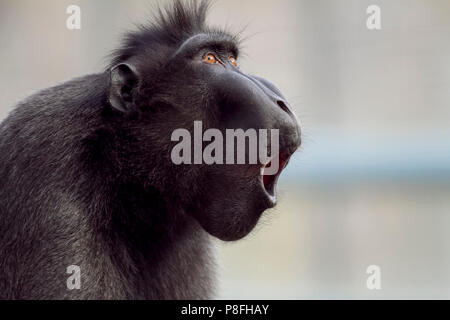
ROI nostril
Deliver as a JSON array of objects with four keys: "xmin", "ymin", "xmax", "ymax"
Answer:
[{"xmin": 277, "ymin": 100, "xmax": 292, "ymax": 115}]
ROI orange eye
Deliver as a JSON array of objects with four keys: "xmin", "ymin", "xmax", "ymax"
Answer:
[
  {"xmin": 229, "ymin": 56, "xmax": 238, "ymax": 67},
  {"xmin": 204, "ymin": 53, "xmax": 218, "ymax": 64}
]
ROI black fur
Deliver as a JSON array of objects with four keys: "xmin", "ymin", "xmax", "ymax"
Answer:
[{"xmin": 0, "ymin": 0, "xmax": 301, "ymax": 299}]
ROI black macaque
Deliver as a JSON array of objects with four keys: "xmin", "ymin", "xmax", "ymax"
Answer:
[{"xmin": 0, "ymin": 0, "xmax": 301, "ymax": 299}]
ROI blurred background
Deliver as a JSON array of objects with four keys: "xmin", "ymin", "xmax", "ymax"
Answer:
[{"xmin": 1, "ymin": 0, "xmax": 450, "ymax": 299}]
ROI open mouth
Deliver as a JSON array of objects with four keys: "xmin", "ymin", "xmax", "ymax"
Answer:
[{"xmin": 260, "ymin": 152, "xmax": 290, "ymax": 204}]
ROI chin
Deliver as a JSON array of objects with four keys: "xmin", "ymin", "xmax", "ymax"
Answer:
[{"xmin": 191, "ymin": 159, "xmax": 292, "ymax": 242}]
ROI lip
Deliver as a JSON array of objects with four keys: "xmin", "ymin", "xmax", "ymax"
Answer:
[{"xmin": 259, "ymin": 152, "xmax": 291, "ymax": 206}]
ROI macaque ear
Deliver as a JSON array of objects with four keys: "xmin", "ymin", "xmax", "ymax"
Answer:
[{"xmin": 109, "ymin": 63, "xmax": 139, "ymax": 113}]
